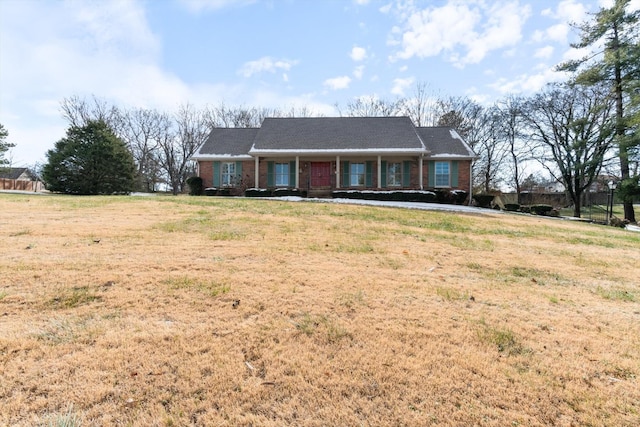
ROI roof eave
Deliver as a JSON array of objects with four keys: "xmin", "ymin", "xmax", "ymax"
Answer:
[
  {"xmin": 190, "ymin": 154, "xmax": 254, "ymax": 161},
  {"xmin": 248, "ymin": 148, "xmax": 430, "ymax": 156}
]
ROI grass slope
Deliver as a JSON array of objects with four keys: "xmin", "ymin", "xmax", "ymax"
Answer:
[{"xmin": 0, "ymin": 194, "xmax": 639, "ymax": 426}]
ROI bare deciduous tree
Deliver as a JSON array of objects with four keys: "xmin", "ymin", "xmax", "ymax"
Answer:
[
  {"xmin": 523, "ymin": 83, "xmax": 616, "ymax": 217},
  {"xmin": 120, "ymin": 108, "xmax": 168, "ymax": 192},
  {"xmin": 400, "ymin": 82, "xmax": 441, "ymax": 127},
  {"xmin": 158, "ymin": 103, "xmax": 209, "ymax": 195},
  {"xmin": 495, "ymin": 95, "xmax": 528, "ymax": 201},
  {"xmin": 60, "ymin": 95, "xmax": 122, "ymax": 133},
  {"xmin": 338, "ymin": 95, "xmax": 403, "ymax": 117}
]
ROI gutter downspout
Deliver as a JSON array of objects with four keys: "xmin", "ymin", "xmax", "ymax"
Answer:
[
  {"xmin": 468, "ymin": 160, "xmax": 473, "ymax": 206},
  {"xmin": 419, "ymin": 154, "xmax": 424, "ymax": 190}
]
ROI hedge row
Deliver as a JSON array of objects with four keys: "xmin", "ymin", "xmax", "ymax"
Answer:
[
  {"xmin": 331, "ymin": 189, "xmax": 468, "ymax": 204},
  {"xmin": 244, "ymin": 188, "xmax": 308, "ymax": 198},
  {"xmin": 503, "ymin": 203, "xmax": 559, "ymax": 216},
  {"xmin": 204, "ymin": 187, "xmax": 236, "ymax": 196}
]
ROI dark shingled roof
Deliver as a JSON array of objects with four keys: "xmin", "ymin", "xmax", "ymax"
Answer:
[
  {"xmin": 191, "ymin": 118, "xmax": 476, "ymax": 159},
  {"xmin": 416, "ymin": 127, "xmax": 475, "ymax": 158},
  {"xmin": 0, "ymin": 167, "xmax": 32, "ymax": 180},
  {"xmin": 195, "ymin": 128, "xmax": 258, "ymax": 157},
  {"xmin": 251, "ymin": 117, "xmax": 425, "ymax": 151}
]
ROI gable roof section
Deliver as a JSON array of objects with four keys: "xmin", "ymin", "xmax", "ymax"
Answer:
[
  {"xmin": 190, "ymin": 119, "xmax": 476, "ymax": 160},
  {"xmin": 416, "ymin": 127, "xmax": 476, "ymax": 159},
  {"xmin": 192, "ymin": 128, "xmax": 258, "ymax": 160},
  {"xmin": 0, "ymin": 167, "xmax": 33, "ymax": 180},
  {"xmin": 249, "ymin": 117, "xmax": 427, "ymax": 155}
]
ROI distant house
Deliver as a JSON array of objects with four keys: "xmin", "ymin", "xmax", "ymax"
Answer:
[
  {"xmin": 191, "ymin": 117, "xmax": 476, "ymax": 202},
  {"xmin": 0, "ymin": 167, "xmax": 43, "ymax": 192}
]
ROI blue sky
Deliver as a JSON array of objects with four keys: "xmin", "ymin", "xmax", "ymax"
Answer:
[{"xmin": 1, "ymin": 0, "xmax": 638, "ymax": 166}]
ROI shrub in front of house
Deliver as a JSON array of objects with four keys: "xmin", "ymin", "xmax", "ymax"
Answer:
[
  {"xmin": 473, "ymin": 193, "xmax": 495, "ymax": 208},
  {"xmin": 331, "ymin": 190, "xmax": 438, "ymax": 203},
  {"xmin": 452, "ymin": 190, "xmax": 468, "ymax": 205},
  {"xmin": 504, "ymin": 203, "xmax": 520, "ymax": 212},
  {"xmin": 273, "ymin": 188, "xmax": 306, "ymax": 197},
  {"xmin": 186, "ymin": 176, "xmax": 204, "ymax": 196},
  {"xmin": 245, "ymin": 188, "xmax": 272, "ymax": 197},
  {"xmin": 204, "ymin": 187, "xmax": 218, "ymax": 196},
  {"xmin": 530, "ymin": 204, "xmax": 553, "ymax": 215}
]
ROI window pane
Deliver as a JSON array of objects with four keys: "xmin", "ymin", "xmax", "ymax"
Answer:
[
  {"xmin": 350, "ymin": 163, "xmax": 364, "ymax": 186},
  {"xmin": 222, "ymin": 162, "xmax": 235, "ymax": 187},
  {"xmin": 435, "ymin": 162, "xmax": 449, "ymax": 187},
  {"xmin": 387, "ymin": 162, "xmax": 402, "ymax": 187},
  {"xmin": 275, "ymin": 163, "xmax": 289, "ymax": 187}
]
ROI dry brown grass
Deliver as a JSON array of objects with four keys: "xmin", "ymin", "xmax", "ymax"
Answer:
[{"xmin": 0, "ymin": 194, "xmax": 638, "ymax": 426}]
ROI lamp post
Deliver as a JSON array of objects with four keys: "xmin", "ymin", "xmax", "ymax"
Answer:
[{"xmin": 607, "ymin": 180, "xmax": 617, "ymax": 224}]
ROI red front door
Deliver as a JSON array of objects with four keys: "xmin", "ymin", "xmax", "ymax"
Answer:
[{"xmin": 310, "ymin": 162, "xmax": 331, "ymax": 187}]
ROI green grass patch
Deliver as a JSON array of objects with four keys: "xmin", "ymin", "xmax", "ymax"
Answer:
[
  {"xmin": 436, "ymin": 286, "xmax": 469, "ymax": 301},
  {"xmin": 337, "ymin": 289, "xmax": 366, "ymax": 308},
  {"xmin": 34, "ymin": 316, "xmax": 100, "ymax": 345},
  {"xmin": 49, "ymin": 287, "xmax": 101, "ymax": 309},
  {"xmin": 294, "ymin": 313, "xmax": 351, "ymax": 343},
  {"xmin": 164, "ymin": 276, "xmax": 230, "ymax": 297},
  {"xmin": 595, "ymin": 286, "xmax": 636, "ymax": 302},
  {"xmin": 477, "ymin": 320, "xmax": 529, "ymax": 356},
  {"xmin": 208, "ymin": 228, "xmax": 247, "ymax": 241},
  {"xmin": 43, "ymin": 404, "xmax": 83, "ymax": 427}
]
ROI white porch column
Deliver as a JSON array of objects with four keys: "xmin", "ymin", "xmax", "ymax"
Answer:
[
  {"xmin": 419, "ymin": 155, "xmax": 424, "ymax": 190},
  {"xmin": 336, "ymin": 156, "xmax": 341, "ymax": 189},
  {"xmin": 295, "ymin": 156, "xmax": 300, "ymax": 188},
  {"xmin": 377, "ymin": 155, "xmax": 382, "ymax": 188},
  {"xmin": 254, "ymin": 157, "xmax": 259, "ymax": 188}
]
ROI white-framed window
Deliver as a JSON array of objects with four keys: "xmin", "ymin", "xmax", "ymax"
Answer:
[
  {"xmin": 387, "ymin": 162, "xmax": 402, "ymax": 187},
  {"xmin": 435, "ymin": 161, "xmax": 450, "ymax": 187},
  {"xmin": 221, "ymin": 162, "xmax": 236, "ymax": 187},
  {"xmin": 350, "ymin": 163, "xmax": 365, "ymax": 186},
  {"xmin": 275, "ymin": 162, "xmax": 289, "ymax": 187}
]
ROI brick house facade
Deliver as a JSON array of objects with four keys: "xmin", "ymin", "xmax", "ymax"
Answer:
[{"xmin": 192, "ymin": 117, "xmax": 476, "ymax": 202}]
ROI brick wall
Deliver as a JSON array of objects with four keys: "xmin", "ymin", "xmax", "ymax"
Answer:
[
  {"xmin": 457, "ymin": 160, "xmax": 472, "ymax": 193},
  {"xmin": 198, "ymin": 161, "xmax": 213, "ymax": 188}
]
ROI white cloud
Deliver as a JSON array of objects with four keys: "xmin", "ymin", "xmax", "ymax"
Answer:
[
  {"xmin": 0, "ymin": 0, "xmax": 276, "ymax": 165},
  {"xmin": 379, "ymin": 4, "xmax": 392, "ymax": 14},
  {"xmin": 390, "ymin": 0, "xmax": 531, "ymax": 67},
  {"xmin": 178, "ymin": 0, "xmax": 256, "ymax": 13},
  {"xmin": 489, "ymin": 67, "xmax": 567, "ymax": 95},
  {"xmin": 391, "ymin": 77, "xmax": 414, "ymax": 96},
  {"xmin": 354, "ymin": 0, "xmax": 370, "ymax": 5},
  {"xmin": 534, "ymin": 0, "xmax": 588, "ymax": 44},
  {"xmin": 555, "ymin": 0, "xmax": 589, "ymax": 23},
  {"xmin": 350, "ymin": 46, "xmax": 368, "ymax": 61},
  {"xmin": 324, "ymin": 76, "xmax": 352, "ymax": 90},
  {"xmin": 353, "ymin": 65, "xmax": 365, "ymax": 79},
  {"xmin": 534, "ymin": 46, "xmax": 554, "ymax": 59},
  {"xmin": 560, "ymin": 46, "xmax": 591, "ymax": 62},
  {"xmin": 238, "ymin": 57, "xmax": 299, "ymax": 78}
]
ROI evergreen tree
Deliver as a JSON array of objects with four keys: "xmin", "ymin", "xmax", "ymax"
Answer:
[
  {"xmin": 0, "ymin": 123, "xmax": 15, "ymax": 169},
  {"xmin": 43, "ymin": 120, "xmax": 136, "ymax": 195},
  {"xmin": 557, "ymin": 0, "xmax": 640, "ymax": 222}
]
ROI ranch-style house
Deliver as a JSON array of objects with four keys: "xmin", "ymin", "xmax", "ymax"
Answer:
[{"xmin": 191, "ymin": 116, "xmax": 476, "ymax": 202}]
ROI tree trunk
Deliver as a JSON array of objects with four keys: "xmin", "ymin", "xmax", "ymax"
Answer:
[{"xmin": 612, "ymin": 23, "xmax": 636, "ymax": 222}]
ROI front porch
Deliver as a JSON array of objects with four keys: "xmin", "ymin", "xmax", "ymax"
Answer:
[{"xmin": 254, "ymin": 155, "xmax": 429, "ymax": 192}]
